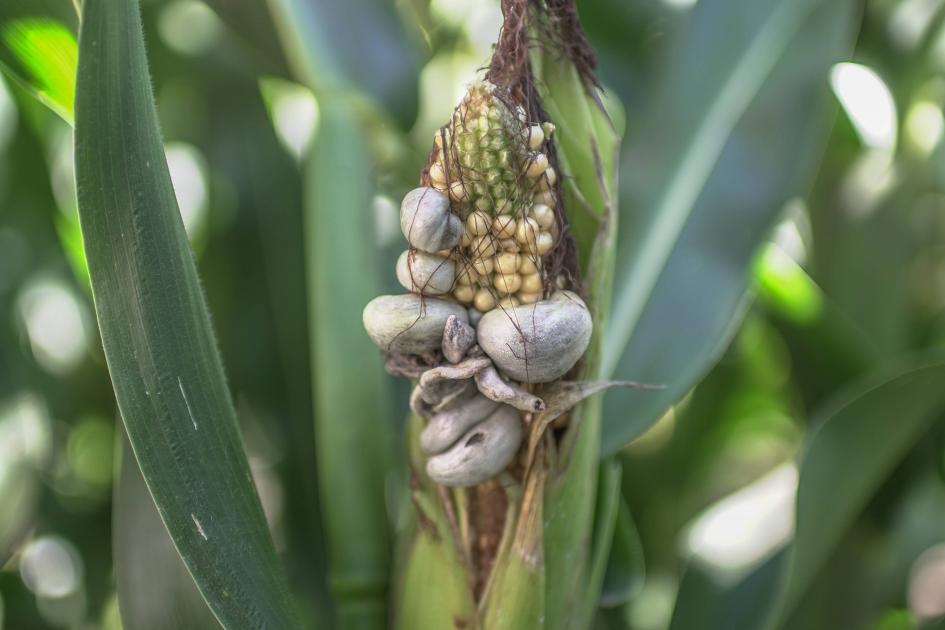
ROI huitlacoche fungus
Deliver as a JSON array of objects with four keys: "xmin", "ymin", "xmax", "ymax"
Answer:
[
  {"xmin": 396, "ymin": 250, "xmax": 456, "ymax": 296},
  {"xmin": 362, "ymin": 294, "xmax": 467, "ymax": 355},
  {"xmin": 400, "ymin": 187, "xmax": 463, "ymax": 253},
  {"xmin": 361, "ymin": 79, "xmax": 608, "ymax": 488},
  {"xmin": 477, "ymin": 290, "xmax": 592, "ymax": 383},
  {"xmin": 425, "ymin": 405, "xmax": 523, "ymax": 487}
]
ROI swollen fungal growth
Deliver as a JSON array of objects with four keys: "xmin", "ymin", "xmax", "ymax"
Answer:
[{"xmin": 362, "ymin": 80, "xmax": 594, "ymax": 487}]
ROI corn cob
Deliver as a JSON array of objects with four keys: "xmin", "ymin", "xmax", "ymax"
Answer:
[
  {"xmin": 426, "ymin": 81, "xmax": 562, "ymax": 318},
  {"xmin": 363, "ymin": 80, "xmax": 594, "ymax": 487}
]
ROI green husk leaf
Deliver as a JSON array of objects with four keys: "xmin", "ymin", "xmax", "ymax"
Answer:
[
  {"xmin": 480, "ymin": 466, "xmax": 545, "ymax": 630},
  {"xmin": 531, "ymin": 22, "xmax": 623, "ymax": 628},
  {"xmin": 74, "ymin": 0, "xmax": 301, "ymax": 626},
  {"xmin": 394, "ymin": 415, "xmax": 477, "ymax": 629},
  {"xmin": 599, "ymin": 494, "xmax": 645, "ymax": 608},
  {"xmin": 574, "ymin": 460, "xmax": 621, "ymax": 628}
]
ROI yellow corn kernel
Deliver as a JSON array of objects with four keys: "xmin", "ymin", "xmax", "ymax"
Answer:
[
  {"xmin": 534, "ymin": 231, "xmax": 554, "ymax": 255},
  {"xmin": 430, "ymin": 162, "xmax": 447, "ymax": 185},
  {"xmin": 471, "ymin": 256, "xmax": 495, "ymax": 276},
  {"xmin": 525, "ymin": 152, "xmax": 548, "ymax": 178},
  {"xmin": 531, "ymin": 203, "xmax": 555, "ymax": 229},
  {"xmin": 499, "ymin": 238, "xmax": 520, "ymax": 252},
  {"xmin": 518, "ymin": 255, "xmax": 539, "ymax": 275},
  {"xmin": 520, "ymin": 272, "xmax": 542, "ymax": 294},
  {"xmin": 494, "ymin": 252, "xmax": 521, "ymax": 275},
  {"xmin": 493, "ymin": 214, "xmax": 516, "ymax": 239},
  {"xmin": 526, "ymin": 125, "xmax": 544, "ymax": 150},
  {"xmin": 493, "ymin": 271, "xmax": 522, "ymax": 295},
  {"xmin": 474, "ymin": 287, "xmax": 496, "ymax": 312},
  {"xmin": 533, "ymin": 190, "xmax": 555, "ymax": 206},
  {"xmin": 515, "ymin": 217, "xmax": 539, "ymax": 247},
  {"xmin": 449, "ymin": 181, "xmax": 469, "ymax": 202},
  {"xmin": 456, "ymin": 263, "xmax": 477, "ymax": 285},
  {"xmin": 517, "ymin": 291, "xmax": 541, "ymax": 305},
  {"xmin": 466, "ymin": 210, "xmax": 491, "ymax": 237},
  {"xmin": 471, "ymin": 234, "xmax": 498, "ymax": 259},
  {"xmin": 453, "ymin": 284, "xmax": 475, "ymax": 304}
]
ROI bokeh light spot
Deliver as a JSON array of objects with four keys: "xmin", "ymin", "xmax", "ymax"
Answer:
[
  {"xmin": 158, "ymin": 1, "xmax": 223, "ymax": 57},
  {"xmin": 0, "ymin": 75, "xmax": 18, "ymax": 156},
  {"xmin": 259, "ymin": 78, "xmax": 319, "ymax": 161},
  {"xmin": 16, "ymin": 278, "xmax": 89, "ymax": 374},
  {"xmin": 19, "ymin": 536, "xmax": 83, "ymax": 599},
  {"xmin": 909, "ymin": 544, "xmax": 945, "ymax": 620},
  {"xmin": 830, "ymin": 62, "xmax": 898, "ymax": 151},
  {"xmin": 686, "ymin": 463, "xmax": 797, "ymax": 573},
  {"xmin": 755, "ymin": 243, "xmax": 823, "ymax": 325},
  {"xmin": 67, "ymin": 417, "xmax": 114, "ymax": 487},
  {"xmin": 0, "ymin": 394, "xmax": 51, "ymax": 480},
  {"xmin": 165, "ymin": 142, "xmax": 209, "ymax": 239},
  {"xmin": 905, "ymin": 99, "xmax": 945, "ymax": 156}
]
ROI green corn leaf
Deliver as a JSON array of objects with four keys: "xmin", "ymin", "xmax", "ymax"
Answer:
[
  {"xmin": 668, "ymin": 549, "xmax": 786, "ymax": 630},
  {"xmin": 269, "ymin": 0, "xmax": 396, "ymax": 625},
  {"xmin": 771, "ymin": 355, "xmax": 945, "ymax": 626},
  {"xmin": 114, "ymin": 434, "xmax": 219, "ymax": 630},
  {"xmin": 0, "ymin": 0, "xmax": 77, "ymax": 124},
  {"xmin": 265, "ymin": 0, "xmax": 419, "ymax": 126},
  {"xmin": 670, "ymin": 356, "xmax": 945, "ymax": 630},
  {"xmin": 600, "ymin": 0, "xmax": 859, "ymax": 455},
  {"xmin": 74, "ymin": 0, "xmax": 301, "ymax": 627},
  {"xmin": 599, "ymin": 494, "xmax": 645, "ymax": 609},
  {"xmin": 304, "ymin": 95, "xmax": 394, "ymax": 628}
]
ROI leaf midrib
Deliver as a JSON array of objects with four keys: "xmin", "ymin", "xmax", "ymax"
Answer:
[{"xmin": 603, "ymin": 0, "xmax": 819, "ymax": 377}]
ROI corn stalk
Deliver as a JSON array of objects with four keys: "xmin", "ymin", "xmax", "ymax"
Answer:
[{"xmin": 394, "ymin": 2, "xmax": 624, "ymax": 627}]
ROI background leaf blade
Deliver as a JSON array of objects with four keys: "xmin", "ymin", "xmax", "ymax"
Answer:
[
  {"xmin": 114, "ymin": 433, "xmax": 220, "ymax": 630},
  {"xmin": 775, "ymin": 356, "xmax": 945, "ymax": 623},
  {"xmin": 74, "ymin": 0, "xmax": 300, "ymax": 626},
  {"xmin": 600, "ymin": 0, "xmax": 858, "ymax": 455},
  {"xmin": 305, "ymin": 96, "xmax": 394, "ymax": 628}
]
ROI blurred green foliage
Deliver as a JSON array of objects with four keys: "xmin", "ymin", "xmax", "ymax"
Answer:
[{"xmin": 0, "ymin": 0, "xmax": 944, "ymax": 629}]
